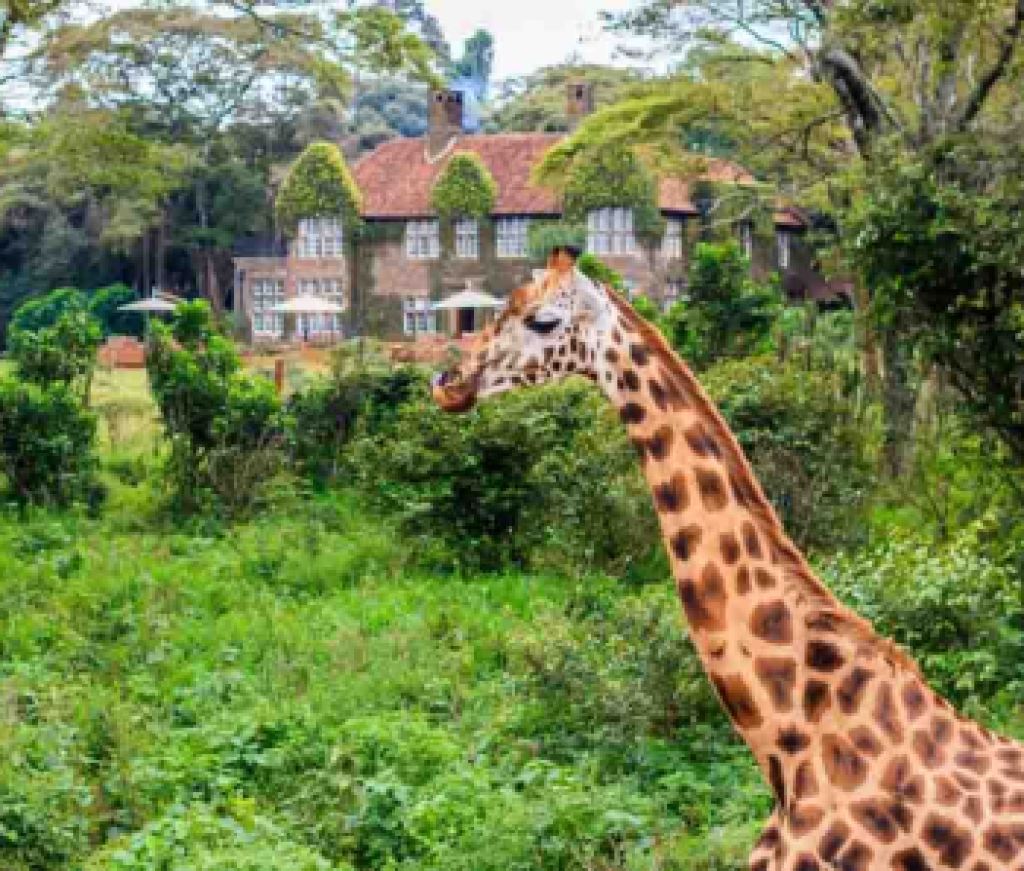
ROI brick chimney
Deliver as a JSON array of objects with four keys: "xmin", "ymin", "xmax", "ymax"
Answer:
[
  {"xmin": 427, "ymin": 89, "xmax": 464, "ymax": 159},
  {"xmin": 567, "ymin": 81, "xmax": 595, "ymax": 130}
]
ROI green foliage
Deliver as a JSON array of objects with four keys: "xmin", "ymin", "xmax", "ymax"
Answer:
[
  {"xmin": 88, "ymin": 283, "xmax": 142, "ymax": 338},
  {"xmin": 822, "ymin": 526, "xmax": 1024, "ymax": 715},
  {"xmin": 576, "ymin": 253, "xmax": 625, "ymax": 291},
  {"xmin": 275, "ymin": 142, "xmax": 363, "ymax": 235},
  {"xmin": 662, "ymin": 241, "xmax": 780, "ymax": 367},
  {"xmin": 9, "ymin": 287, "xmax": 86, "ymax": 334},
  {"xmin": 526, "ymin": 220, "xmax": 585, "ymax": 260},
  {"xmin": 562, "ymin": 146, "xmax": 664, "ymax": 239},
  {"xmin": 147, "ymin": 301, "xmax": 285, "ymax": 514},
  {"xmin": 287, "ymin": 365, "xmax": 423, "ymax": 482},
  {"xmin": 0, "ymin": 377, "xmax": 99, "ymax": 506},
  {"xmin": 848, "ymin": 138, "xmax": 1024, "ymax": 463},
  {"xmin": 702, "ymin": 357, "xmax": 874, "ymax": 552},
  {"xmin": 8, "ymin": 310, "xmax": 102, "ymax": 399},
  {"xmin": 430, "ymin": 153, "xmax": 497, "ymax": 219}
]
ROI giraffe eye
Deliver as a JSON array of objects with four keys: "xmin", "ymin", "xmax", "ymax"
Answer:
[{"xmin": 524, "ymin": 313, "xmax": 560, "ymax": 335}]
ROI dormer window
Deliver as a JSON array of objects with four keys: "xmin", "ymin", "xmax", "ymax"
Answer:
[
  {"xmin": 296, "ymin": 217, "xmax": 344, "ymax": 259},
  {"xmin": 587, "ymin": 208, "xmax": 637, "ymax": 256},
  {"xmin": 662, "ymin": 217, "xmax": 684, "ymax": 259}
]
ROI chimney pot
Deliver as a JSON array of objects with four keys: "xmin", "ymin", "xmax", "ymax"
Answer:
[{"xmin": 567, "ymin": 80, "xmax": 595, "ymax": 130}]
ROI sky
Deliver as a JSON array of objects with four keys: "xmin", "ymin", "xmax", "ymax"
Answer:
[{"xmin": 425, "ymin": 0, "xmax": 647, "ymax": 81}]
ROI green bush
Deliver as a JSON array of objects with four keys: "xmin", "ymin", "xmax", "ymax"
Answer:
[
  {"xmin": 821, "ymin": 525, "xmax": 1024, "ymax": 714},
  {"xmin": 349, "ymin": 381, "xmax": 649, "ymax": 572},
  {"xmin": 0, "ymin": 377, "xmax": 100, "ymax": 507},
  {"xmin": 8, "ymin": 309, "xmax": 102, "ymax": 400},
  {"xmin": 88, "ymin": 283, "xmax": 142, "ymax": 338},
  {"xmin": 147, "ymin": 300, "xmax": 285, "ymax": 514},
  {"xmin": 9, "ymin": 287, "xmax": 86, "ymax": 334},
  {"xmin": 287, "ymin": 366, "xmax": 424, "ymax": 482},
  {"xmin": 702, "ymin": 356, "xmax": 874, "ymax": 552},
  {"xmin": 663, "ymin": 242, "xmax": 780, "ymax": 367}
]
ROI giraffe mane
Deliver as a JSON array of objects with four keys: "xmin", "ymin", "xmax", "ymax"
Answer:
[{"xmin": 604, "ymin": 288, "xmax": 922, "ymax": 678}]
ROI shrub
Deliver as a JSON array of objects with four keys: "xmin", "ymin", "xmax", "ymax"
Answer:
[
  {"xmin": 88, "ymin": 283, "xmax": 142, "ymax": 338},
  {"xmin": 702, "ymin": 356, "xmax": 874, "ymax": 552},
  {"xmin": 430, "ymin": 153, "xmax": 497, "ymax": 219},
  {"xmin": 9, "ymin": 286, "xmax": 86, "ymax": 334},
  {"xmin": 287, "ymin": 366, "xmax": 424, "ymax": 482},
  {"xmin": 663, "ymin": 242, "xmax": 780, "ymax": 367},
  {"xmin": 147, "ymin": 301, "xmax": 285, "ymax": 514},
  {"xmin": 821, "ymin": 525, "xmax": 1024, "ymax": 714},
  {"xmin": 349, "ymin": 380, "xmax": 643, "ymax": 572},
  {"xmin": 8, "ymin": 309, "xmax": 102, "ymax": 401},
  {"xmin": 0, "ymin": 377, "xmax": 100, "ymax": 506}
]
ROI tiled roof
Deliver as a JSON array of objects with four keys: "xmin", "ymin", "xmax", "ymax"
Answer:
[
  {"xmin": 351, "ymin": 133, "xmax": 804, "ymax": 228},
  {"xmin": 353, "ymin": 133, "xmax": 563, "ymax": 218}
]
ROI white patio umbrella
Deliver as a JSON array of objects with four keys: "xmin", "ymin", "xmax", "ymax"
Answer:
[
  {"xmin": 270, "ymin": 295, "xmax": 345, "ymax": 315},
  {"xmin": 432, "ymin": 289, "xmax": 504, "ymax": 311},
  {"xmin": 271, "ymin": 294, "xmax": 345, "ymax": 341},
  {"xmin": 117, "ymin": 297, "xmax": 179, "ymax": 313}
]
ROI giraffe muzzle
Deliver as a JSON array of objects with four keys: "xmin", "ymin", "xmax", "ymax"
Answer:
[{"xmin": 431, "ymin": 370, "xmax": 478, "ymax": 413}]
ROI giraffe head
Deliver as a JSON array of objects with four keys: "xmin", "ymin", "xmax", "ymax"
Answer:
[{"xmin": 431, "ymin": 248, "xmax": 617, "ymax": 412}]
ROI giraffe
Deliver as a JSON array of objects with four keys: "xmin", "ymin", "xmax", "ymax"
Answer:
[{"xmin": 431, "ymin": 249, "xmax": 1024, "ymax": 870}]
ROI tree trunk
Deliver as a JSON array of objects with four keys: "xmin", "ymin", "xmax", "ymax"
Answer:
[
  {"xmin": 155, "ymin": 215, "xmax": 167, "ymax": 292},
  {"xmin": 881, "ymin": 326, "xmax": 917, "ymax": 478},
  {"xmin": 853, "ymin": 283, "xmax": 882, "ymax": 395},
  {"xmin": 204, "ymin": 250, "xmax": 224, "ymax": 314}
]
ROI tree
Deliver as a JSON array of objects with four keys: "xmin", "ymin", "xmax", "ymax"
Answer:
[
  {"xmin": 550, "ymin": 3, "xmax": 1024, "ymax": 474},
  {"xmin": 485, "ymin": 64, "xmax": 646, "ymax": 133},
  {"xmin": 662, "ymin": 241, "xmax": 780, "ymax": 367},
  {"xmin": 275, "ymin": 141, "xmax": 363, "ymax": 234}
]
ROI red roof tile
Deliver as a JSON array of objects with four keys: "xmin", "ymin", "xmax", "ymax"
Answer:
[
  {"xmin": 352, "ymin": 134, "xmax": 804, "ymax": 228},
  {"xmin": 353, "ymin": 133, "xmax": 563, "ymax": 218}
]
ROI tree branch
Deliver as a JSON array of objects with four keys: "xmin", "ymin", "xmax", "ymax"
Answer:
[{"xmin": 956, "ymin": 0, "xmax": 1024, "ymax": 129}]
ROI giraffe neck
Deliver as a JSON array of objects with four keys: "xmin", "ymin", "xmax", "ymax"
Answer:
[{"xmin": 593, "ymin": 294, "xmax": 922, "ymax": 790}]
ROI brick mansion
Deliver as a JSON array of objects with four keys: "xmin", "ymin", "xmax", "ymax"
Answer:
[{"xmin": 232, "ymin": 84, "xmax": 844, "ymax": 343}]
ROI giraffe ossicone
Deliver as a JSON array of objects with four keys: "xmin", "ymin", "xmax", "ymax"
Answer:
[{"xmin": 432, "ymin": 250, "xmax": 1024, "ymax": 870}]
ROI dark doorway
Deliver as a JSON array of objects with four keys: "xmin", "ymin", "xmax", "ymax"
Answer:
[{"xmin": 457, "ymin": 308, "xmax": 476, "ymax": 336}]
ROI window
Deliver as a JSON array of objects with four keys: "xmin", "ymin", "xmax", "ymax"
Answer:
[
  {"xmin": 496, "ymin": 217, "xmax": 530, "ymax": 258},
  {"xmin": 454, "ymin": 218, "xmax": 479, "ymax": 259},
  {"xmin": 296, "ymin": 218, "xmax": 344, "ymax": 259},
  {"xmin": 406, "ymin": 219, "xmax": 440, "ymax": 259},
  {"xmin": 776, "ymin": 229, "xmax": 791, "ymax": 270},
  {"xmin": 664, "ymin": 279, "xmax": 686, "ymax": 307},
  {"xmin": 662, "ymin": 217, "xmax": 684, "ymax": 259},
  {"xmin": 587, "ymin": 208, "xmax": 637, "ymax": 256},
  {"xmin": 739, "ymin": 223, "xmax": 754, "ymax": 260},
  {"xmin": 296, "ymin": 278, "xmax": 344, "ymax": 335},
  {"xmin": 251, "ymin": 278, "xmax": 285, "ymax": 337},
  {"xmin": 403, "ymin": 298, "xmax": 436, "ymax": 335}
]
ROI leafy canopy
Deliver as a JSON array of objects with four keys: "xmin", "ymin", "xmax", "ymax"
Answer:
[
  {"xmin": 275, "ymin": 141, "xmax": 363, "ymax": 234},
  {"xmin": 430, "ymin": 153, "xmax": 497, "ymax": 219}
]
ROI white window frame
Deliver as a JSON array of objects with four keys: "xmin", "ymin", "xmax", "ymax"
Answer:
[
  {"xmin": 251, "ymin": 278, "xmax": 285, "ymax": 337},
  {"xmin": 296, "ymin": 217, "xmax": 344, "ymax": 259},
  {"xmin": 406, "ymin": 219, "xmax": 440, "ymax": 260},
  {"xmin": 662, "ymin": 217, "xmax": 684, "ymax": 259},
  {"xmin": 496, "ymin": 217, "xmax": 530, "ymax": 259},
  {"xmin": 403, "ymin": 298, "xmax": 436, "ymax": 336},
  {"xmin": 776, "ymin": 229, "xmax": 791, "ymax": 270},
  {"xmin": 296, "ymin": 278, "xmax": 344, "ymax": 336},
  {"xmin": 739, "ymin": 223, "xmax": 754, "ymax": 261},
  {"xmin": 587, "ymin": 208, "xmax": 637, "ymax": 257},
  {"xmin": 454, "ymin": 218, "xmax": 479, "ymax": 260}
]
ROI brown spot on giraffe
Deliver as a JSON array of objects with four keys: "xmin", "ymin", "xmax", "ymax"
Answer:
[{"xmin": 427, "ymin": 267, "xmax": 1024, "ymax": 871}]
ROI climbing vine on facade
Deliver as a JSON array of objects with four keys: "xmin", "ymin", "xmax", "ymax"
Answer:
[
  {"xmin": 275, "ymin": 142, "xmax": 363, "ymax": 234},
  {"xmin": 561, "ymin": 146, "xmax": 664, "ymax": 240},
  {"xmin": 430, "ymin": 153, "xmax": 497, "ymax": 218}
]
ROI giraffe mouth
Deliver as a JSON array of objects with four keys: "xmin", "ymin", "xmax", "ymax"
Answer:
[{"xmin": 431, "ymin": 370, "xmax": 478, "ymax": 413}]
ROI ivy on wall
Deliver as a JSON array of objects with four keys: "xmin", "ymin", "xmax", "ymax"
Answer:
[
  {"xmin": 275, "ymin": 142, "xmax": 363, "ymax": 234},
  {"xmin": 688, "ymin": 178, "xmax": 775, "ymax": 246},
  {"xmin": 430, "ymin": 153, "xmax": 497, "ymax": 219},
  {"xmin": 526, "ymin": 220, "xmax": 585, "ymax": 260},
  {"xmin": 562, "ymin": 146, "xmax": 664, "ymax": 239}
]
